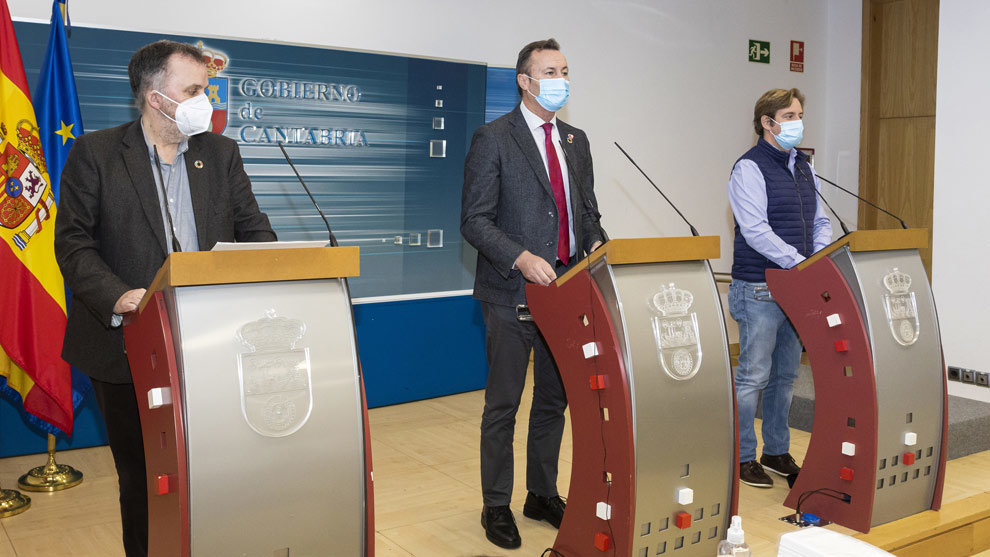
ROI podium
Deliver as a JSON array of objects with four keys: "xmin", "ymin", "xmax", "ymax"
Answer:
[
  {"xmin": 765, "ymin": 229, "xmax": 947, "ymax": 532},
  {"xmin": 526, "ymin": 237, "xmax": 738, "ymax": 556},
  {"xmin": 123, "ymin": 246, "xmax": 374, "ymax": 556}
]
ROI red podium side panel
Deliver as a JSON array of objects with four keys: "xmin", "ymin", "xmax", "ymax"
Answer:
[
  {"xmin": 123, "ymin": 292, "xmax": 189, "ymax": 557},
  {"xmin": 527, "ymin": 270, "xmax": 635, "ymax": 556},
  {"xmin": 359, "ymin": 370, "xmax": 375, "ymax": 557},
  {"xmin": 933, "ymin": 351, "xmax": 948, "ymax": 512},
  {"xmin": 767, "ymin": 257, "xmax": 878, "ymax": 533}
]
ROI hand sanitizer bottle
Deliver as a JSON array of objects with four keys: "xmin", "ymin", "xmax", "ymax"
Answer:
[{"xmin": 717, "ymin": 515, "xmax": 751, "ymax": 556}]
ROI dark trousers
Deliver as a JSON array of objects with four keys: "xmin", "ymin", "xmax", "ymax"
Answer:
[
  {"xmin": 91, "ymin": 378, "xmax": 148, "ymax": 557},
  {"xmin": 480, "ymin": 301, "xmax": 567, "ymax": 506}
]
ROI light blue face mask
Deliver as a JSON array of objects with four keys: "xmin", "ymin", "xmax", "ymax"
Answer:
[
  {"xmin": 771, "ymin": 118, "xmax": 804, "ymax": 150},
  {"xmin": 526, "ymin": 75, "xmax": 570, "ymax": 112}
]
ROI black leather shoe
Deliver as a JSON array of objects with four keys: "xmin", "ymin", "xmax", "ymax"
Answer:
[
  {"xmin": 523, "ymin": 492, "xmax": 566, "ymax": 528},
  {"xmin": 739, "ymin": 460, "xmax": 773, "ymax": 488},
  {"xmin": 761, "ymin": 452, "xmax": 801, "ymax": 477},
  {"xmin": 481, "ymin": 505, "xmax": 521, "ymax": 549}
]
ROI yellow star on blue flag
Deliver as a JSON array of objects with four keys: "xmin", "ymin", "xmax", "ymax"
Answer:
[{"xmin": 54, "ymin": 120, "xmax": 75, "ymax": 145}]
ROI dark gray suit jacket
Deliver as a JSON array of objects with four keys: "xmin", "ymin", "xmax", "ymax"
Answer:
[
  {"xmin": 461, "ymin": 105, "xmax": 604, "ymax": 307},
  {"xmin": 55, "ymin": 120, "xmax": 276, "ymax": 383}
]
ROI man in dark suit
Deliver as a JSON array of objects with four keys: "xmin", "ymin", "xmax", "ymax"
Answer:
[
  {"xmin": 54, "ymin": 40, "xmax": 275, "ymax": 557},
  {"xmin": 461, "ymin": 38, "xmax": 605, "ymax": 550}
]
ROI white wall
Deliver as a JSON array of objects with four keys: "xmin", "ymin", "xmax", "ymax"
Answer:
[
  {"xmin": 934, "ymin": 1, "xmax": 990, "ymax": 402},
  {"xmin": 9, "ymin": 0, "xmax": 862, "ymax": 274}
]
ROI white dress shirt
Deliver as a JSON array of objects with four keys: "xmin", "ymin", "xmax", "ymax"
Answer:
[{"xmin": 519, "ymin": 102, "xmax": 576, "ymax": 259}]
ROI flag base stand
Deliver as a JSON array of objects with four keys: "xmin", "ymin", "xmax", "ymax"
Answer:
[
  {"xmin": 0, "ymin": 488, "xmax": 31, "ymax": 518},
  {"xmin": 17, "ymin": 434, "xmax": 83, "ymax": 492}
]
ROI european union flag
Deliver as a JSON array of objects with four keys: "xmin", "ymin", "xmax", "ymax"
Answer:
[
  {"xmin": 34, "ymin": 0, "xmax": 83, "ymax": 203},
  {"xmin": 31, "ymin": 0, "xmax": 92, "ymax": 433}
]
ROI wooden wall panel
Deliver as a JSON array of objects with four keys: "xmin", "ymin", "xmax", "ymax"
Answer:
[
  {"xmin": 859, "ymin": 0, "xmax": 939, "ymax": 278},
  {"xmin": 876, "ymin": 116, "xmax": 936, "ymax": 269},
  {"xmin": 878, "ymin": 0, "xmax": 939, "ymax": 118}
]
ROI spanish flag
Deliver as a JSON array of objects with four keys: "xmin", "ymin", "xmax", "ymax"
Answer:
[{"xmin": 0, "ymin": 0, "xmax": 73, "ymax": 436}]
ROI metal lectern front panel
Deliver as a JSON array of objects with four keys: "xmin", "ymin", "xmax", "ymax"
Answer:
[
  {"xmin": 173, "ymin": 279, "xmax": 365, "ymax": 556},
  {"xmin": 599, "ymin": 259, "xmax": 734, "ymax": 556},
  {"xmin": 832, "ymin": 248, "xmax": 943, "ymax": 526}
]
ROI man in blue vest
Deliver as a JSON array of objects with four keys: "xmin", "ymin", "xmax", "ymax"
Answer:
[{"xmin": 727, "ymin": 88, "xmax": 832, "ymax": 488}]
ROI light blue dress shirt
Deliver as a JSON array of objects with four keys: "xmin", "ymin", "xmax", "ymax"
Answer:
[{"xmin": 727, "ymin": 148, "xmax": 832, "ymax": 270}]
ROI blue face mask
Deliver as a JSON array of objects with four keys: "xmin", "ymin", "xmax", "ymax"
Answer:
[
  {"xmin": 526, "ymin": 76, "xmax": 570, "ymax": 112},
  {"xmin": 771, "ymin": 118, "xmax": 804, "ymax": 150}
]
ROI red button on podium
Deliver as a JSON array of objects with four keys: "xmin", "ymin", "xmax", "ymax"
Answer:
[
  {"xmin": 903, "ymin": 452, "xmax": 916, "ymax": 465},
  {"xmin": 839, "ymin": 467, "xmax": 855, "ymax": 481},
  {"xmin": 675, "ymin": 511, "xmax": 692, "ymax": 529},
  {"xmin": 155, "ymin": 474, "xmax": 171, "ymax": 495},
  {"xmin": 594, "ymin": 532, "xmax": 611, "ymax": 551}
]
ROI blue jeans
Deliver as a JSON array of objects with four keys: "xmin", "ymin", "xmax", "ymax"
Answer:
[{"xmin": 728, "ymin": 279, "xmax": 803, "ymax": 463}]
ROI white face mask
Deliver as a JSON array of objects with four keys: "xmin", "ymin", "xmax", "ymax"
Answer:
[{"xmin": 155, "ymin": 90, "xmax": 213, "ymax": 136}]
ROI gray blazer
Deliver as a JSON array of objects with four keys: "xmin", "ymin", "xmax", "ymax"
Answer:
[
  {"xmin": 461, "ymin": 105, "xmax": 604, "ymax": 307},
  {"xmin": 55, "ymin": 120, "xmax": 276, "ymax": 383}
]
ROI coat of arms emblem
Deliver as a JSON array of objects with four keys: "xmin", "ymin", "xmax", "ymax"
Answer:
[
  {"xmin": 0, "ymin": 120, "xmax": 53, "ymax": 250},
  {"xmin": 881, "ymin": 268, "xmax": 920, "ymax": 346},
  {"xmin": 198, "ymin": 42, "xmax": 229, "ymax": 134},
  {"xmin": 650, "ymin": 283, "xmax": 703, "ymax": 381},
  {"xmin": 236, "ymin": 311, "xmax": 313, "ymax": 437}
]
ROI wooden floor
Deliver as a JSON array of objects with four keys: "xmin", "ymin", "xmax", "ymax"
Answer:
[{"xmin": 0, "ymin": 377, "xmax": 988, "ymax": 556}]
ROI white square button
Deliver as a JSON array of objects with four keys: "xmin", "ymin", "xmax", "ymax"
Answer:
[
  {"xmin": 676, "ymin": 488, "xmax": 694, "ymax": 505},
  {"xmin": 841, "ymin": 442, "xmax": 856, "ymax": 456},
  {"xmin": 583, "ymin": 342, "xmax": 600, "ymax": 359},
  {"xmin": 596, "ymin": 501, "xmax": 612, "ymax": 520}
]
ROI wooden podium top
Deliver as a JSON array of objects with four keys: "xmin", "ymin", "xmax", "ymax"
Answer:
[
  {"xmin": 140, "ymin": 246, "xmax": 359, "ymax": 311},
  {"xmin": 797, "ymin": 229, "xmax": 928, "ymax": 270},
  {"xmin": 557, "ymin": 236, "xmax": 719, "ymax": 285}
]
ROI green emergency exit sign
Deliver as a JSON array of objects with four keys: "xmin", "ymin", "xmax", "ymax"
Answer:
[{"xmin": 749, "ymin": 40, "xmax": 770, "ymax": 63}]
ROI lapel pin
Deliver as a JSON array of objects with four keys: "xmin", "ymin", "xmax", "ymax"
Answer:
[
  {"xmin": 194, "ymin": 160, "xmax": 204, "ymax": 169},
  {"xmin": 567, "ymin": 133, "xmax": 574, "ymax": 144}
]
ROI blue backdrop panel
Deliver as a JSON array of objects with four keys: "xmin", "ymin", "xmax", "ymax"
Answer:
[
  {"xmin": 354, "ymin": 296, "xmax": 487, "ymax": 407},
  {"xmin": 485, "ymin": 67, "xmax": 521, "ymax": 123},
  {"xmin": 12, "ymin": 22, "xmax": 487, "ymax": 299}
]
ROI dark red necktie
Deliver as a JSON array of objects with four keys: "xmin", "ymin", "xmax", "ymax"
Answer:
[{"xmin": 542, "ymin": 122, "xmax": 570, "ymax": 265}]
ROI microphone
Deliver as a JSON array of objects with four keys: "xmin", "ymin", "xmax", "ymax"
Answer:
[
  {"xmin": 614, "ymin": 142, "xmax": 700, "ymax": 237},
  {"xmin": 814, "ymin": 173, "xmax": 909, "ymax": 229},
  {"xmin": 276, "ymin": 141, "xmax": 338, "ymax": 247},
  {"xmin": 152, "ymin": 146, "xmax": 183, "ymax": 253},
  {"xmin": 557, "ymin": 139, "xmax": 609, "ymax": 244},
  {"xmin": 796, "ymin": 164, "xmax": 850, "ymax": 235}
]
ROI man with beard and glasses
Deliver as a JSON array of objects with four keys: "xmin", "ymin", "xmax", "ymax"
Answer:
[{"xmin": 55, "ymin": 40, "xmax": 275, "ymax": 557}]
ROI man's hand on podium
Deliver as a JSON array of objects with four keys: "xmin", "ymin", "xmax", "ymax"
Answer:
[
  {"xmin": 114, "ymin": 288, "xmax": 147, "ymax": 315},
  {"xmin": 515, "ymin": 250, "xmax": 556, "ymax": 286},
  {"xmin": 590, "ymin": 240, "xmax": 603, "ymax": 252}
]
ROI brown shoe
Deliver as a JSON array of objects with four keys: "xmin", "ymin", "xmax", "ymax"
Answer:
[
  {"xmin": 761, "ymin": 452, "xmax": 801, "ymax": 477},
  {"xmin": 739, "ymin": 460, "xmax": 773, "ymax": 488}
]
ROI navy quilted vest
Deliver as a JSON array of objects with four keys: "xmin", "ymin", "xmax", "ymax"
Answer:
[{"xmin": 731, "ymin": 138, "xmax": 817, "ymax": 282}]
